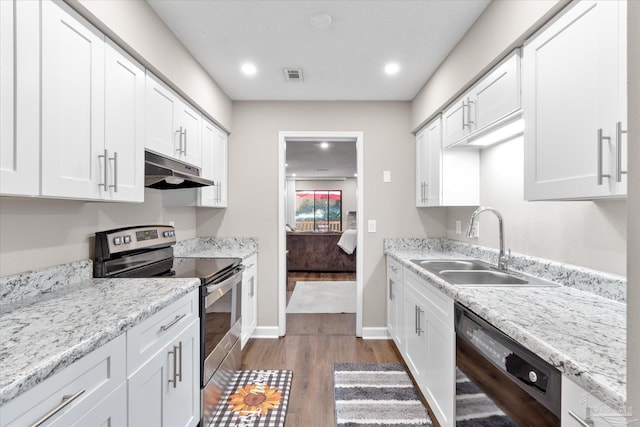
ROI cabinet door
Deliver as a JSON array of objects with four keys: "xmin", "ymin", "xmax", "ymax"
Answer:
[
  {"xmin": 40, "ymin": 0, "xmax": 105, "ymax": 199},
  {"xmin": 127, "ymin": 346, "xmax": 165, "ymax": 427},
  {"xmin": 386, "ymin": 258, "xmax": 404, "ymax": 350},
  {"xmin": 211, "ymin": 127, "xmax": 228, "ymax": 207},
  {"xmin": 561, "ymin": 376, "xmax": 624, "ymax": 427},
  {"xmin": 145, "ymin": 72, "xmax": 180, "ymax": 158},
  {"xmin": 416, "ymin": 118, "xmax": 442, "ymax": 207},
  {"xmin": 442, "ymin": 98, "xmax": 469, "ymax": 147},
  {"xmin": 199, "ymin": 119, "xmax": 217, "ymax": 206},
  {"xmin": 523, "ymin": 0, "xmax": 626, "ymax": 200},
  {"xmin": 104, "ymin": 40, "xmax": 145, "ymax": 202},
  {"xmin": 473, "ymin": 52, "xmax": 520, "ymax": 130},
  {"xmin": 176, "ymin": 102, "xmax": 201, "ymax": 167},
  {"xmin": 164, "ymin": 320, "xmax": 200, "ymax": 427},
  {"xmin": 415, "ymin": 128, "xmax": 429, "ymax": 207},
  {"xmin": 0, "ymin": 0, "xmax": 40, "ymax": 196},
  {"xmin": 423, "ymin": 309, "xmax": 455, "ymax": 427},
  {"xmin": 241, "ymin": 255, "xmax": 258, "ymax": 348},
  {"xmin": 402, "ymin": 282, "xmax": 428, "ymax": 386}
]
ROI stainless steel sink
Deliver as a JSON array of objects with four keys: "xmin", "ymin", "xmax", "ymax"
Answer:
[
  {"xmin": 410, "ymin": 259, "xmax": 560, "ymax": 287},
  {"xmin": 438, "ymin": 270, "xmax": 528, "ymax": 285}
]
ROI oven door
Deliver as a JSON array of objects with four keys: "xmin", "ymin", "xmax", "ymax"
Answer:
[{"xmin": 200, "ymin": 266, "xmax": 243, "ymax": 387}]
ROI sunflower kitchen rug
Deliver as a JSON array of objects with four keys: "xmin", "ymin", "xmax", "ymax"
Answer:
[
  {"xmin": 333, "ymin": 363, "xmax": 433, "ymax": 426},
  {"xmin": 210, "ymin": 369, "xmax": 293, "ymax": 427}
]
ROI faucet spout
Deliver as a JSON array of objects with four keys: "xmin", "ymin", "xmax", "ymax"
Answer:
[{"xmin": 466, "ymin": 207, "xmax": 509, "ymax": 270}]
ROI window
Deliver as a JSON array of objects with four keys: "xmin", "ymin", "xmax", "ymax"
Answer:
[{"xmin": 295, "ymin": 190, "xmax": 342, "ymax": 232}]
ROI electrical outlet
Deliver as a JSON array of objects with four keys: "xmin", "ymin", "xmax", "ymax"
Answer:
[{"xmin": 455, "ymin": 220, "xmax": 462, "ymax": 235}]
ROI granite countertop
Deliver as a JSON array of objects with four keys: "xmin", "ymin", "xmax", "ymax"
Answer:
[
  {"xmin": 0, "ymin": 236, "xmax": 259, "ymax": 405},
  {"xmin": 0, "ymin": 277, "xmax": 200, "ymax": 405},
  {"xmin": 384, "ymin": 240, "xmax": 626, "ymax": 409}
]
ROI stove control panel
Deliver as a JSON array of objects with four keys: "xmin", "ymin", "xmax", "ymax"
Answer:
[{"xmin": 95, "ymin": 225, "xmax": 176, "ymax": 258}]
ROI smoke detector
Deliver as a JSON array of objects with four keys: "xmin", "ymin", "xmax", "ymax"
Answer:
[{"xmin": 283, "ymin": 68, "xmax": 304, "ymax": 82}]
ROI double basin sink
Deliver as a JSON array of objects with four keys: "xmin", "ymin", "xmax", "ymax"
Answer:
[{"xmin": 410, "ymin": 259, "xmax": 560, "ymax": 287}]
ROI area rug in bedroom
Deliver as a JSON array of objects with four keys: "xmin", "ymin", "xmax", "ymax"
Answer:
[
  {"xmin": 209, "ymin": 369, "xmax": 293, "ymax": 427},
  {"xmin": 333, "ymin": 363, "xmax": 517, "ymax": 426},
  {"xmin": 287, "ymin": 281, "xmax": 356, "ymax": 313}
]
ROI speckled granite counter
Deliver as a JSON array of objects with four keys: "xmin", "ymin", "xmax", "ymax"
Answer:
[
  {"xmin": 384, "ymin": 238, "xmax": 626, "ymax": 409},
  {"xmin": 0, "ymin": 236, "xmax": 259, "ymax": 405}
]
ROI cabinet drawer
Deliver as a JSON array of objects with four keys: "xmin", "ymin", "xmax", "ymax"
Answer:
[
  {"xmin": 126, "ymin": 291, "xmax": 199, "ymax": 376},
  {"xmin": 561, "ymin": 376, "xmax": 625, "ymax": 427},
  {"xmin": 405, "ymin": 269, "xmax": 454, "ymax": 331},
  {"xmin": 0, "ymin": 334, "xmax": 125, "ymax": 427},
  {"xmin": 243, "ymin": 254, "xmax": 258, "ymax": 273}
]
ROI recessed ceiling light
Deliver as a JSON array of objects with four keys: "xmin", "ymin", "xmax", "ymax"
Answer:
[
  {"xmin": 241, "ymin": 63, "xmax": 257, "ymax": 76},
  {"xmin": 384, "ymin": 62, "xmax": 400, "ymax": 75},
  {"xmin": 353, "ymin": 173, "xmax": 358, "ymax": 177},
  {"xmin": 320, "ymin": 142, "xmax": 329, "ymax": 149},
  {"xmin": 285, "ymin": 163, "xmax": 289, "ymax": 167},
  {"xmin": 292, "ymin": 173, "xmax": 297, "ymax": 177},
  {"xmin": 310, "ymin": 13, "xmax": 332, "ymax": 29}
]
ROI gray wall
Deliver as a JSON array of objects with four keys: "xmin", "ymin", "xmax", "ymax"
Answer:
[{"xmin": 197, "ymin": 101, "xmax": 447, "ymax": 329}]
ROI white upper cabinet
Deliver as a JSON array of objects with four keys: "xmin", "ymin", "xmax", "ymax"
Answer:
[
  {"xmin": 145, "ymin": 72, "xmax": 202, "ymax": 167},
  {"xmin": 104, "ymin": 41, "xmax": 145, "ymax": 202},
  {"xmin": 0, "ymin": 0, "xmax": 40, "ymax": 196},
  {"xmin": 523, "ymin": 0, "xmax": 627, "ymax": 200},
  {"xmin": 199, "ymin": 119, "xmax": 228, "ymax": 208},
  {"xmin": 443, "ymin": 51, "xmax": 521, "ymax": 148},
  {"xmin": 416, "ymin": 116, "xmax": 479, "ymax": 207}
]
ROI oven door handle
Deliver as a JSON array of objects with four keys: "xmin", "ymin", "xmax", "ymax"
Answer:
[{"xmin": 205, "ymin": 266, "xmax": 245, "ymax": 295}]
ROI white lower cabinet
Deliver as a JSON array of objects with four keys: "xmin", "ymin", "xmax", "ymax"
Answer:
[
  {"xmin": 562, "ymin": 376, "xmax": 626, "ymax": 427},
  {"xmin": 391, "ymin": 264, "xmax": 455, "ymax": 427},
  {"xmin": 386, "ymin": 257, "xmax": 404, "ymax": 350},
  {"xmin": 128, "ymin": 318, "xmax": 200, "ymax": 427},
  {"xmin": 241, "ymin": 254, "xmax": 258, "ymax": 348},
  {"xmin": 0, "ymin": 334, "xmax": 126, "ymax": 427}
]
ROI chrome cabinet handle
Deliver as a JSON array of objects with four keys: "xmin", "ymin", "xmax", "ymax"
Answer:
[
  {"xmin": 176, "ymin": 126, "xmax": 184, "ymax": 154},
  {"xmin": 177, "ymin": 341, "xmax": 183, "ymax": 383},
  {"xmin": 390, "ymin": 265, "xmax": 398, "ymax": 274},
  {"xmin": 160, "ymin": 313, "xmax": 186, "ymax": 332},
  {"xmin": 98, "ymin": 149, "xmax": 108, "ymax": 190},
  {"xmin": 30, "ymin": 389, "xmax": 85, "ymax": 427},
  {"xmin": 417, "ymin": 307, "xmax": 424, "ymax": 336},
  {"xmin": 168, "ymin": 345, "xmax": 177, "ymax": 388},
  {"xmin": 597, "ymin": 128, "xmax": 612, "ymax": 185},
  {"xmin": 183, "ymin": 128, "xmax": 188, "ymax": 155},
  {"xmin": 109, "ymin": 151, "xmax": 118, "ymax": 192},
  {"xmin": 568, "ymin": 410, "xmax": 594, "ymax": 427},
  {"xmin": 249, "ymin": 278, "xmax": 255, "ymax": 298},
  {"xmin": 414, "ymin": 305, "xmax": 418, "ymax": 334},
  {"xmin": 467, "ymin": 98, "xmax": 475, "ymax": 126},
  {"xmin": 389, "ymin": 280, "xmax": 394, "ymax": 301},
  {"xmin": 616, "ymin": 121, "xmax": 627, "ymax": 182},
  {"xmin": 462, "ymin": 100, "xmax": 468, "ymax": 129}
]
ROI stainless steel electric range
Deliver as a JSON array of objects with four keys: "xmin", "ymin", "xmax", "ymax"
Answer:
[{"xmin": 93, "ymin": 225, "xmax": 243, "ymax": 426}]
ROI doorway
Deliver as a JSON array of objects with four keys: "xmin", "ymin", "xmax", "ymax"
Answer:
[{"xmin": 278, "ymin": 131, "xmax": 364, "ymax": 337}]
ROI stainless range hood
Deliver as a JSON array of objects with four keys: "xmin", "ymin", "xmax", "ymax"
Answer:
[{"xmin": 145, "ymin": 150, "xmax": 214, "ymax": 189}]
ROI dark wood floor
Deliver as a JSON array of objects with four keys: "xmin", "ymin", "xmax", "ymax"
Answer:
[{"xmin": 241, "ymin": 313, "xmax": 403, "ymax": 427}]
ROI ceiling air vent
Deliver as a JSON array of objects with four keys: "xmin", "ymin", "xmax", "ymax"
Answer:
[{"xmin": 283, "ymin": 68, "xmax": 304, "ymax": 82}]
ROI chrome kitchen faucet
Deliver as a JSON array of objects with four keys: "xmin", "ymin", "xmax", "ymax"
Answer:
[{"xmin": 466, "ymin": 207, "xmax": 511, "ymax": 271}]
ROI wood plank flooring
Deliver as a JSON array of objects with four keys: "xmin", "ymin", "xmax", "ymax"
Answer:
[{"xmin": 241, "ymin": 313, "xmax": 403, "ymax": 427}]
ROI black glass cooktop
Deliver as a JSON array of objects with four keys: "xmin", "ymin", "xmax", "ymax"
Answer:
[{"xmin": 168, "ymin": 257, "xmax": 241, "ymax": 284}]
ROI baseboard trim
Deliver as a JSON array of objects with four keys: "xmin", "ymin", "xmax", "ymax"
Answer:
[
  {"xmin": 361, "ymin": 327, "xmax": 391, "ymax": 340},
  {"xmin": 250, "ymin": 326, "xmax": 280, "ymax": 339}
]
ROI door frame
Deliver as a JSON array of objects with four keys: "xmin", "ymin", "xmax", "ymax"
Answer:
[{"xmin": 278, "ymin": 131, "xmax": 364, "ymax": 337}]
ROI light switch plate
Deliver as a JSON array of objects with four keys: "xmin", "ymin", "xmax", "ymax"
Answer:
[
  {"xmin": 383, "ymin": 170, "xmax": 391, "ymax": 183},
  {"xmin": 368, "ymin": 220, "xmax": 377, "ymax": 233}
]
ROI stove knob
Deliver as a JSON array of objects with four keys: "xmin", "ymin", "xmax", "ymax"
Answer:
[
  {"xmin": 528, "ymin": 371, "xmax": 538, "ymax": 383},
  {"xmin": 163, "ymin": 231, "xmax": 171, "ymax": 238},
  {"xmin": 113, "ymin": 236, "xmax": 122, "ymax": 245},
  {"xmin": 123, "ymin": 235, "xmax": 132, "ymax": 244}
]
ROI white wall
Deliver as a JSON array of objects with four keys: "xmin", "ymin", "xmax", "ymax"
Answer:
[
  {"xmin": 294, "ymin": 179, "xmax": 357, "ymax": 229},
  {"xmin": 66, "ymin": 0, "xmax": 232, "ymax": 130},
  {"xmin": 411, "ymin": 0, "xmax": 568, "ymax": 131},
  {"xmin": 627, "ymin": 0, "xmax": 639, "ymax": 418},
  {"xmin": 0, "ymin": 190, "xmax": 196, "ymax": 276},
  {"xmin": 447, "ymin": 138, "xmax": 626, "ymax": 276},
  {"xmin": 197, "ymin": 101, "xmax": 447, "ymax": 329}
]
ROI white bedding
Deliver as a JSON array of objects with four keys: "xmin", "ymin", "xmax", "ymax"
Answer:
[{"xmin": 337, "ymin": 229, "xmax": 357, "ymax": 255}]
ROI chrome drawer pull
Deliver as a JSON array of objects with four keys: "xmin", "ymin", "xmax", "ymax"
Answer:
[
  {"xmin": 568, "ymin": 410, "xmax": 594, "ymax": 427},
  {"xmin": 160, "ymin": 313, "xmax": 186, "ymax": 332},
  {"xmin": 168, "ymin": 346, "xmax": 178, "ymax": 388},
  {"xmin": 31, "ymin": 389, "xmax": 85, "ymax": 427}
]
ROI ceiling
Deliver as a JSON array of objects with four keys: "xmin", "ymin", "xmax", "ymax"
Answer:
[
  {"xmin": 286, "ymin": 140, "xmax": 357, "ymax": 179},
  {"xmin": 146, "ymin": 0, "xmax": 491, "ymax": 101}
]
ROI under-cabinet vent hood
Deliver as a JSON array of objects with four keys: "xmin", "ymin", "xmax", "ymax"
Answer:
[{"xmin": 145, "ymin": 150, "xmax": 214, "ymax": 189}]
